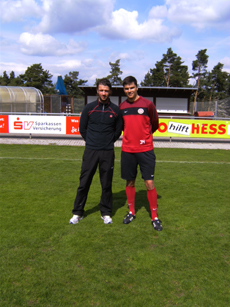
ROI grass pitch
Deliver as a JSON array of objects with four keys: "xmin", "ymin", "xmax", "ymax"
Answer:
[{"xmin": 0, "ymin": 144, "xmax": 229, "ymax": 307}]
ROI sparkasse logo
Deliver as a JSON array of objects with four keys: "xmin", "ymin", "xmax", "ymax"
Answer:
[{"xmin": 14, "ymin": 117, "xmax": 34, "ymax": 130}]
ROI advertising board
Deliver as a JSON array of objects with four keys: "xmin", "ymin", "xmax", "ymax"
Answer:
[
  {"xmin": 155, "ymin": 119, "xmax": 229, "ymax": 139},
  {"xmin": 0, "ymin": 115, "xmax": 229, "ymax": 139},
  {"xmin": 8, "ymin": 115, "xmax": 66, "ymax": 134}
]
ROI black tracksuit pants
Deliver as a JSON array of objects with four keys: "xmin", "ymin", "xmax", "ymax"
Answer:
[{"xmin": 72, "ymin": 148, "xmax": 114, "ymax": 217}]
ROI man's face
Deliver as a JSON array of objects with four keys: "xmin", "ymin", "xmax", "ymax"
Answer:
[
  {"xmin": 123, "ymin": 82, "xmax": 138, "ymax": 102},
  {"xmin": 97, "ymin": 84, "xmax": 111, "ymax": 103}
]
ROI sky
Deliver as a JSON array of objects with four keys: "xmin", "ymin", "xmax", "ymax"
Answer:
[{"xmin": 0, "ymin": 0, "xmax": 229, "ymax": 86}]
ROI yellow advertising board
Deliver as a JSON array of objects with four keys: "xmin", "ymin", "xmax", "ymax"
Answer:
[{"xmin": 154, "ymin": 118, "xmax": 230, "ymax": 139}]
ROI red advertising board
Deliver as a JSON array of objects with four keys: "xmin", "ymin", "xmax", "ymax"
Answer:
[
  {"xmin": 0, "ymin": 115, "xmax": 9, "ymax": 133},
  {"xmin": 66, "ymin": 116, "xmax": 80, "ymax": 135}
]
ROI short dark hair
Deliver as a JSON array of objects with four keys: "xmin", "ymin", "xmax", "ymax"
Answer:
[
  {"xmin": 123, "ymin": 76, "xmax": 138, "ymax": 87},
  {"xmin": 96, "ymin": 78, "xmax": 112, "ymax": 90}
]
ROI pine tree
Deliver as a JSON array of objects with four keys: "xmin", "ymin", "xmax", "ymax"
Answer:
[
  {"xmin": 19, "ymin": 63, "xmax": 55, "ymax": 94},
  {"xmin": 192, "ymin": 49, "xmax": 209, "ymax": 112},
  {"xmin": 9, "ymin": 71, "xmax": 23, "ymax": 86},
  {"xmin": 0, "ymin": 71, "xmax": 10, "ymax": 85},
  {"xmin": 141, "ymin": 48, "xmax": 189, "ymax": 87},
  {"xmin": 63, "ymin": 71, "xmax": 87, "ymax": 97},
  {"xmin": 106, "ymin": 59, "xmax": 123, "ymax": 85},
  {"xmin": 141, "ymin": 61, "xmax": 165, "ymax": 86}
]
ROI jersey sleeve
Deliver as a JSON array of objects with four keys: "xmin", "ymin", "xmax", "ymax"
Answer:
[{"xmin": 148, "ymin": 102, "xmax": 159, "ymax": 133}]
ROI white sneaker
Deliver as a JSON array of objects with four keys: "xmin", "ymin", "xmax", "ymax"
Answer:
[
  {"xmin": 101, "ymin": 215, "xmax": 112, "ymax": 224},
  {"xmin": 69, "ymin": 215, "xmax": 83, "ymax": 224}
]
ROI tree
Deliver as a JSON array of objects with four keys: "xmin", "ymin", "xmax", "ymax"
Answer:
[
  {"xmin": 141, "ymin": 48, "xmax": 189, "ymax": 87},
  {"xmin": 192, "ymin": 49, "xmax": 209, "ymax": 112},
  {"xmin": 161, "ymin": 48, "xmax": 190, "ymax": 87},
  {"xmin": 141, "ymin": 61, "xmax": 165, "ymax": 87},
  {"xmin": 0, "ymin": 70, "xmax": 23, "ymax": 86},
  {"xmin": 106, "ymin": 59, "xmax": 123, "ymax": 85},
  {"xmin": 0, "ymin": 71, "xmax": 10, "ymax": 85},
  {"xmin": 9, "ymin": 71, "xmax": 23, "ymax": 86},
  {"xmin": 9, "ymin": 71, "xmax": 15, "ymax": 80},
  {"xmin": 206, "ymin": 63, "xmax": 221, "ymax": 100},
  {"xmin": 203, "ymin": 62, "xmax": 229, "ymax": 110},
  {"xmin": 227, "ymin": 74, "xmax": 230, "ymax": 97},
  {"xmin": 141, "ymin": 72, "xmax": 152, "ymax": 87},
  {"xmin": 63, "ymin": 71, "xmax": 87, "ymax": 97},
  {"xmin": 19, "ymin": 63, "xmax": 55, "ymax": 94},
  {"xmin": 211, "ymin": 63, "xmax": 229, "ymax": 99}
]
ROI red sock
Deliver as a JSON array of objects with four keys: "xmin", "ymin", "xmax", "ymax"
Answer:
[
  {"xmin": 126, "ymin": 186, "xmax": 136, "ymax": 215},
  {"xmin": 147, "ymin": 188, "xmax": 158, "ymax": 220}
]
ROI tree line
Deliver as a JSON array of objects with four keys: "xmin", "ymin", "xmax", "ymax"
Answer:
[
  {"xmin": 141, "ymin": 48, "xmax": 230, "ymax": 112},
  {"xmin": 1, "ymin": 48, "xmax": 229, "ymax": 106},
  {"xmin": 0, "ymin": 64, "xmax": 87, "ymax": 98}
]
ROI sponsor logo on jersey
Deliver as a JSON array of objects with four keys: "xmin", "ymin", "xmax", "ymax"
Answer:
[{"xmin": 138, "ymin": 108, "xmax": 144, "ymax": 114}]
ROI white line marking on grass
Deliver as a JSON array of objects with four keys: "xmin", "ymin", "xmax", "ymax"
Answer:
[
  {"xmin": 155, "ymin": 161, "xmax": 230, "ymax": 164},
  {"xmin": 0, "ymin": 157, "xmax": 229, "ymax": 164},
  {"xmin": 0, "ymin": 157, "xmax": 83, "ymax": 161}
]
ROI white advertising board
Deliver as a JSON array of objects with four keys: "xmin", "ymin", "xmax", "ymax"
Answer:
[{"xmin": 8, "ymin": 115, "xmax": 66, "ymax": 134}]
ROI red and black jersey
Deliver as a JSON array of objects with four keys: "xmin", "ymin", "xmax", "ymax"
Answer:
[{"xmin": 119, "ymin": 96, "xmax": 159, "ymax": 153}]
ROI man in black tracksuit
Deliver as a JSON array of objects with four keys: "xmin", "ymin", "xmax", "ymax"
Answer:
[{"xmin": 69, "ymin": 78, "xmax": 123, "ymax": 225}]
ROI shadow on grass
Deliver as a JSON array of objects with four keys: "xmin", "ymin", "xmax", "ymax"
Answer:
[
  {"xmin": 124, "ymin": 190, "xmax": 162, "ymax": 218},
  {"xmin": 84, "ymin": 189, "xmax": 162, "ymax": 218},
  {"xmin": 84, "ymin": 190, "xmax": 127, "ymax": 217}
]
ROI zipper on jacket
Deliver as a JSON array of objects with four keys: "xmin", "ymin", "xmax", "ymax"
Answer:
[{"xmin": 101, "ymin": 104, "xmax": 104, "ymax": 122}]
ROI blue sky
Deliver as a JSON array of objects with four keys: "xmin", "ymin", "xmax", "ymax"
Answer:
[{"xmin": 0, "ymin": 0, "xmax": 229, "ymax": 86}]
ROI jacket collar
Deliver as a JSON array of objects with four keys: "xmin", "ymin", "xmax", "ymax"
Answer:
[{"xmin": 98, "ymin": 98, "xmax": 111, "ymax": 107}]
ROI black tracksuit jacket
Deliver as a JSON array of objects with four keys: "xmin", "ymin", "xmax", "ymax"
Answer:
[{"xmin": 79, "ymin": 98, "xmax": 123, "ymax": 150}]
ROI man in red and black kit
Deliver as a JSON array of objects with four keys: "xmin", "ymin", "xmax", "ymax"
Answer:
[
  {"xmin": 119, "ymin": 76, "xmax": 162, "ymax": 231},
  {"xmin": 69, "ymin": 78, "xmax": 122, "ymax": 225}
]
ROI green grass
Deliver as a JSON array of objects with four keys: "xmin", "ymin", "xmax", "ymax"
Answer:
[{"xmin": 0, "ymin": 144, "xmax": 229, "ymax": 307}]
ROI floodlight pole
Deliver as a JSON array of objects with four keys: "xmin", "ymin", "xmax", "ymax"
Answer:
[{"xmin": 215, "ymin": 100, "xmax": 218, "ymax": 117}]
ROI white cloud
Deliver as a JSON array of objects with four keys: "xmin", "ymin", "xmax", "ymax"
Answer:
[
  {"xmin": 3, "ymin": 0, "xmax": 181, "ymax": 43},
  {"xmin": 19, "ymin": 32, "xmax": 87, "ymax": 56},
  {"xmin": 88, "ymin": 74, "xmax": 98, "ymax": 83},
  {"xmin": 220, "ymin": 57, "xmax": 230, "ymax": 72},
  {"xmin": 98, "ymin": 8, "xmax": 181, "ymax": 42},
  {"xmin": 55, "ymin": 60, "xmax": 82, "ymax": 70},
  {"xmin": 2, "ymin": 0, "xmax": 229, "ymax": 45},
  {"xmin": 49, "ymin": 59, "xmax": 99, "ymax": 80},
  {"xmin": 0, "ymin": 36, "xmax": 14, "ymax": 48},
  {"xmin": 209, "ymin": 36, "xmax": 230, "ymax": 52},
  {"xmin": 35, "ymin": 0, "xmax": 114, "ymax": 33},
  {"xmin": 108, "ymin": 52, "xmax": 130, "ymax": 62},
  {"xmin": 82, "ymin": 59, "xmax": 94, "ymax": 67},
  {"xmin": 149, "ymin": 0, "xmax": 230, "ymax": 29},
  {"xmin": 0, "ymin": 62, "xmax": 28, "ymax": 75},
  {"xmin": 1, "ymin": 0, "xmax": 41, "ymax": 23},
  {"xmin": 1, "ymin": 0, "xmax": 229, "ymax": 85},
  {"xmin": 118, "ymin": 53, "xmax": 130, "ymax": 60},
  {"xmin": 148, "ymin": 5, "xmax": 168, "ymax": 19}
]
